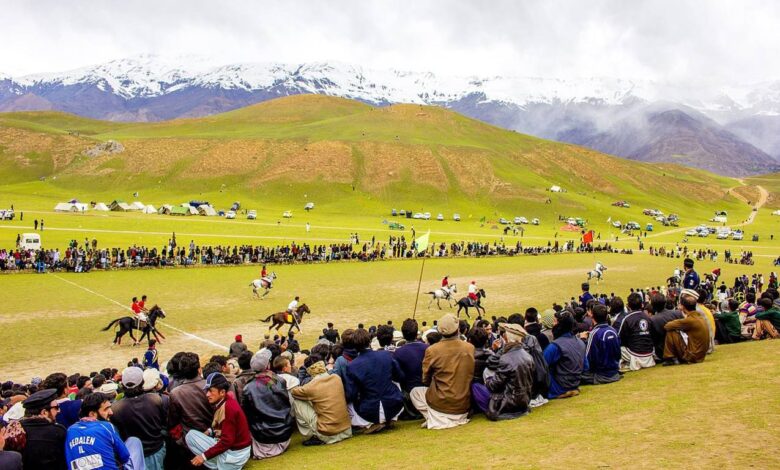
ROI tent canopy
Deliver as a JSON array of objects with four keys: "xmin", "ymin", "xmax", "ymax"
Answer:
[{"xmin": 93, "ymin": 202, "xmax": 109, "ymax": 211}]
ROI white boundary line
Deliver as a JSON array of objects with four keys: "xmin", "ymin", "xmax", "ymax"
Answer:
[{"xmin": 50, "ymin": 273, "xmax": 227, "ymax": 349}]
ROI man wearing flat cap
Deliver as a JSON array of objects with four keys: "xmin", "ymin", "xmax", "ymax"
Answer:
[
  {"xmin": 662, "ymin": 289, "xmax": 709, "ymax": 366},
  {"xmin": 411, "ymin": 313, "xmax": 475, "ymax": 429},
  {"xmin": 18, "ymin": 388, "xmax": 67, "ymax": 469}
]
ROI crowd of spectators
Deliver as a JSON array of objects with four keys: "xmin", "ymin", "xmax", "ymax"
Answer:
[{"xmin": 1, "ymin": 260, "xmax": 778, "ymax": 469}]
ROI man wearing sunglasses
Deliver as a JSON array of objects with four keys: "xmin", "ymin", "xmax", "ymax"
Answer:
[{"xmin": 19, "ymin": 388, "xmax": 67, "ymax": 469}]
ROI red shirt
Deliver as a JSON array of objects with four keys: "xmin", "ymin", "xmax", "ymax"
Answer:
[
  {"xmin": 138, "ymin": 300, "xmax": 145, "ymax": 310},
  {"xmin": 442, "ymin": 278, "xmax": 449, "ymax": 287},
  {"xmin": 131, "ymin": 302, "xmax": 141, "ymax": 314}
]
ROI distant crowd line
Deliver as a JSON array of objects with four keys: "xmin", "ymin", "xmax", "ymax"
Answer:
[{"xmin": 0, "ymin": 235, "xmax": 634, "ymax": 273}]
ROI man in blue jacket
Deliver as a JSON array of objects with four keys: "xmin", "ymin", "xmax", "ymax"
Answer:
[
  {"xmin": 64, "ymin": 392, "xmax": 140, "ymax": 470},
  {"xmin": 543, "ymin": 313, "xmax": 587, "ymax": 399},
  {"xmin": 682, "ymin": 258, "xmax": 700, "ymax": 290},
  {"xmin": 581, "ymin": 304, "xmax": 622, "ymax": 384}
]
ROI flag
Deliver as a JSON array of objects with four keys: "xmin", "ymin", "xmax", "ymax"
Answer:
[
  {"xmin": 479, "ymin": 216, "xmax": 486, "ymax": 223},
  {"xmin": 607, "ymin": 216, "xmax": 611, "ymax": 223},
  {"xmin": 583, "ymin": 230, "xmax": 594, "ymax": 244},
  {"xmin": 415, "ymin": 230, "xmax": 430, "ymax": 252}
]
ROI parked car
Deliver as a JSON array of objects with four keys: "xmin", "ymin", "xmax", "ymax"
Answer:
[
  {"xmin": 0, "ymin": 209, "xmax": 15, "ymax": 220},
  {"xmin": 732, "ymin": 232, "xmax": 744, "ymax": 240},
  {"xmin": 499, "ymin": 218, "xmax": 509, "ymax": 225},
  {"xmin": 399, "ymin": 209, "xmax": 406, "ymax": 216},
  {"xmin": 518, "ymin": 217, "xmax": 529, "ymax": 224},
  {"xmin": 413, "ymin": 212, "xmax": 424, "ymax": 219},
  {"xmin": 304, "ymin": 202, "xmax": 315, "ymax": 211},
  {"xmin": 230, "ymin": 202, "xmax": 240, "ymax": 211},
  {"xmin": 423, "ymin": 212, "xmax": 431, "ymax": 220},
  {"xmin": 612, "ymin": 221, "xmax": 622, "ymax": 228},
  {"xmin": 436, "ymin": 213, "xmax": 444, "ymax": 221},
  {"xmin": 391, "ymin": 209, "xmax": 398, "ymax": 216},
  {"xmin": 716, "ymin": 231, "xmax": 729, "ymax": 239},
  {"xmin": 389, "ymin": 222, "xmax": 405, "ymax": 230},
  {"xmin": 531, "ymin": 218, "xmax": 540, "ymax": 225},
  {"xmin": 247, "ymin": 210, "xmax": 257, "ymax": 220},
  {"xmin": 685, "ymin": 229, "xmax": 698, "ymax": 236},
  {"xmin": 697, "ymin": 231, "xmax": 709, "ymax": 237},
  {"xmin": 453, "ymin": 213, "xmax": 461, "ymax": 221},
  {"xmin": 19, "ymin": 233, "xmax": 40, "ymax": 250},
  {"xmin": 626, "ymin": 221, "xmax": 640, "ymax": 230},
  {"xmin": 513, "ymin": 216, "xmax": 523, "ymax": 224},
  {"xmin": 226, "ymin": 211, "xmax": 236, "ymax": 219},
  {"xmin": 646, "ymin": 223, "xmax": 653, "ymax": 231},
  {"xmin": 282, "ymin": 210, "xmax": 292, "ymax": 218}
]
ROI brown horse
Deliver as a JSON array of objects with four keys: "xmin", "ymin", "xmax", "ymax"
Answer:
[{"xmin": 261, "ymin": 304, "xmax": 310, "ymax": 335}]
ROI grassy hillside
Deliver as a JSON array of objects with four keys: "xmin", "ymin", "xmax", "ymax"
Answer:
[{"xmin": 0, "ymin": 94, "xmax": 757, "ymax": 234}]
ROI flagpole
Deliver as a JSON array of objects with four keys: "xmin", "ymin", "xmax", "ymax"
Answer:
[{"xmin": 412, "ymin": 255, "xmax": 426, "ymax": 319}]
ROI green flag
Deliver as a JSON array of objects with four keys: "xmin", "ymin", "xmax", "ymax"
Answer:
[{"xmin": 415, "ymin": 230, "xmax": 430, "ymax": 252}]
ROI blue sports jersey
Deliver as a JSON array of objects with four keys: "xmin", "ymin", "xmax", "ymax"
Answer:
[{"xmin": 65, "ymin": 420, "xmax": 129, "ymax": 470}]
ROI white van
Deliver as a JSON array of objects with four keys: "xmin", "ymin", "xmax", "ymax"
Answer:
[{"xmin": 20, "ymin": 233, "xmax": 41, "ymax": 250}]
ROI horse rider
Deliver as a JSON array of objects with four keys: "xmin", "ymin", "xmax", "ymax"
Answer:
[
  {"xmin": 441, "ymin": 275, "xmax": 451, "ymax": 295},
  {"xmin": 131, "ymin": 296, "xmax": 147, "ymax": 329},
  {"xmin": 468, "ymin": 280, "xmax": 478, "ymax": 305},
  {"xmin": 139, "ymin": 294, "xmax": 149, "ymax": 314},
  {"xmin": 261, "ymin": 264, "xmax": 268, "ymax": 279},
  {"xmin": 287, "ymin": 296, "xmax": 301, "ymax": 325}
]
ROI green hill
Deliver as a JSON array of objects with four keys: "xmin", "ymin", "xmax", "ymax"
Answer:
[{"xmin": 0, "ymin": 94, "xmax": 756, "ymax": 230}]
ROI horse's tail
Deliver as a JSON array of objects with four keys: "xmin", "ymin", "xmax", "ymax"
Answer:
[
  {"xmin": 101, "ymin": 318, "xmax": 121, "ymax": 331},
  {"xmin": 426, "ymin": 291, "xmax": 435, "ymax": 295},
  {"xmin": 260, "ymin": 314, "xmax": 273, "ymax": 323}
]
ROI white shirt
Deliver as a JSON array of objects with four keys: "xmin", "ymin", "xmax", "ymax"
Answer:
[
  {"xmin": 288, "ymin": 300, "xmax": 299, "ymax": 310},
  {"xmin": 468, "ymin": 284, "xmax": 477, "ymax": 294}
]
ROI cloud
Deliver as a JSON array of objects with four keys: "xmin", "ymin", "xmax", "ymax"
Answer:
[{"xmin": 2, "ymin": 0, "xmax": 779, "ymax": 85}]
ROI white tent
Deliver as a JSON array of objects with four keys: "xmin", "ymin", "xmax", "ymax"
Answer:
[
  {"xmin": 130, "ymin": 201, "xmax": 145, "ymax": 211},
  {"xmin": 54, "ymin": 202, "xmax": 74, "ymax": 212},
  {"xmin": 158, "ymin": 204, "xmax": 173, "ymax": 214},
  {"xmin": 550, "ymin": 185, "xmax": 562, "ymax": 193},
  {"xmin": 142, "ymin": 204, "xmax": 157, "ymax": 214},
  {"xmin": 73, "ymin": 203, "xmax": 88, "ymax": 212},
  {"xmin": 198, "ymin": 205, "xmax": 218, "ymax": 216},
  {"xmin": 773, "ymin": 210, "xmax": 780, "ymax": 216},
  {"xmin": 93, "ymin": 202, "xmax": 109, "ymax": 211},
  {"xmin": 185, "ymin": 206, "xmax": 198, "ymax": 215}
]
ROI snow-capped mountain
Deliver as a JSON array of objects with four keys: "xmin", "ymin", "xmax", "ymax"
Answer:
[{"xmin": 1, "ymin": 55, "xmax": 779, "ymax": 176}]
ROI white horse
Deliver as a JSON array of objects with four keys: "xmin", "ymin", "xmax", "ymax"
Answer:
[
  {"xmin": 427, "ymin": 283, "xmax": 458, "ymax": 309},
  {"xmin": 587, "ymin": 263, "xmax": 606, "ymax": 282},
  {"xmin": 250, "ymin": 272, "xmax": 277, "ymax": 299}
]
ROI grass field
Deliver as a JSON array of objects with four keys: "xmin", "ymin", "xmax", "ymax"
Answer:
[{"xmin": 2, "ymin": 95, "xmax": 780, "ymax": 468}]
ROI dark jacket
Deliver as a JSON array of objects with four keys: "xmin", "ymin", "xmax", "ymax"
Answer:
[
  {"xmin": 111, "ymin": 391, "xmax": 168, "ymax": 456},
  {"xmin": 472, "ymin": 347, "xmax": 494, "ymax": 384},
  {"xmin": 520, "ymin": 334, "xmax": 549, "ymax": 398},
  {"xmin": 524, "ymin": 322, "xmax": 550, "ymax": 351},
  {"xmin": 241, "ymin": 371, "xmax": 294, "ymax": 444},
  {"xmin": 650, "ymin": 309, "xmax": 684, "ymax": 358},
  {"xmin": 231, "ymin": 369, "xmax": 256, "ymax": 407},
  {"xmin": 584, "ymin": 323, "xmax": 621, "ymax": 378},
  {"xmin": 393, "ymin": 341, "xmax": 428, "ymax": 391},
  {"xmin": 228, "ymin": 341, "xmax": 247, "ymax": 358},
  {"xmin": 169, "ymin": 378, "xmax": 213, "ymax": 440},
  {"xmin": 0, "ymin": 451, "xmax": 22, "ymax": 470},
  {"xmin": 545, "ymin": 333, "xmax": 586, "ymax": 391},
  {"xmin": 20, "ymin": 417, "xmax": 67, "ymax": 470},
  {"xmin": 345, "ymin": 349, "xmax": 404, "ymax": 424},
  {"xmin": 616, "ymin": 310, "xmax": 655, "ymax": 356},
  {"xmin": 484, "ymin": 343, "xmax": 534, "ymax": 420}
]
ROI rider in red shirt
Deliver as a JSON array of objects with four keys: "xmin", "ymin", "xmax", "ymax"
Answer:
[
  {"xmin": 442, "ymin": 275, "xmax": 449, "ymax": 288},
  {"xmin": 131, "ymin": 297, "xmax": 141, "ymax": 315},
  {"xmin": 261, "ymin": 265, "xmax": 268, "ymax": 279},
  {"xmin": 139, "ymin": 294, "xmax": 149, "ymax": 313}
]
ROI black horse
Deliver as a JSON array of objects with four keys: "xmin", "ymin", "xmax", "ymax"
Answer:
[
  {"xmin": 101, "ymin": 305, "xmax": 166, "ymax": 346},
  {"xmin": 457, "ymin": 288, "xmax": 486, "ymax": 318}
]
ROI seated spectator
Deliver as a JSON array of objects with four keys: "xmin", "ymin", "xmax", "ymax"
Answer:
[
  {"xmin": 168, "ymin": 352, "xmax": 214, "ymax": 464},
  {"xmin": 231, "ymin": 350, "xmax": 256, "ymax": 407},
  {"xmin": 229, "ymin": 335, "xmax": 248, "ymax": 358},
  {"xmin": 392, "ymin": 319, "xmax": 428, "ymax": 420},
  {"xmin": 0, "ymin": 423, "xmax": 22, "ymax": 470},
  {"xmin": 344, "ymin": 328, "xmax": 404, "ymax": 433},
  {"xmin": 524, "ymin": 307, "xmax": 550, "ymax": 351},
  {"xmin": 615, "ymin": 293, "xmax": 656, "ymax": 371},
  {"xmin": 544, "ymin": 313, "xmax": 586, "ymax": 399},
  {"xmin": 581, "ymin": 304, "xmax": 622, "ymax": 385},
  {"xmin": 412, "ymin": 314, "xmax": 475, "ymax": 430},
  {"xmin": 241, "ymin": 349, "xmax": 294, "ymax": 460},
  {"xmin": 65, "ymin": 392, "xmax": 143, "ymax": 470},
  {"xmin": 753, "ymin": 297, "xmax": 780, "ymax": 339},
  {"xmin": 290, "ymin": 357, "xmax": 352, "ymax": 446},
  {"xmin": 714, "ymin": 299, "xmax": 744, "ymax": 344},
  {"xmin": 663, "ymin": 290, "xmax": 710, "ymax": 365},
  {"xmin": 111, "ymin": 367, "xmax": 168, "ymax": 470},
  {"xmin": 467, "ymin": 327, "xmax": 493, "ymax": 386},
  {"xmin": 186, "ymin": 373, "xmax": 252, "ymax": 469},
  {"xmin": 473, "ymin": 323, "xmax": 534, "ymax": 420},
  {"xmin": 648, "ymin": 292, "xmax": 683, "ymax": 359},
  {"xmin": 8, "ymin": 388, "xmax": 67, "ymax": 469}
]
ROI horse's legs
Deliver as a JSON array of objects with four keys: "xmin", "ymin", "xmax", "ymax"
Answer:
[
  {"xmin": 129, "ymin": 329, "xmax": 138, "ymax": 346},
  {"xmin": 437, "ymin": 298, "xmax": 442, "ymax": 310},
  {"xmin": 428, "ymin": 297, "xmax": 433, "ymax": 310}
]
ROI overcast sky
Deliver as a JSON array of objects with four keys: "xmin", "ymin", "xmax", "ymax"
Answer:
[{"xmin": 2, "ymin": 0, "xmax": 779, "ymax": 85}]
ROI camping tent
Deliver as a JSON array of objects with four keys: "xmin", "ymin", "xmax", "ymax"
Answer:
[
  {"xmin": 142, "ymin": 205, "xmax": 157, "ymax": 214},
  {"xmin": 130, "ymin": 201, "xmax": 145, "ymax": 211},
  {"xmin": 110, "ymin": 200, "xmax": 132, "ymax": 211},
  {"xmin": 158, "ymin": 204, "xmax": 173, "ymax": 214},
  {"xmin": 72, "ymin": 203, "xmax": 88, "ymax": 212},
  {"xmin": 168, "ymin": 206, "xmax": 189, "ymax": 216},
  {"xmin": 55, "ymin": 202, "xmax": 74, "ymax": 212},
  {"xmin": 198, "ymin": 205, "xmax": 218, "ymax": 216},
  {"xmin": 550, "ymin": 185, "xmax": 563, "ymax": 193},
  {"xmin": 93, "ymin": 202, "xmax": 109, "ymax": 211},
  {"xmin": 185, "ymin": 205, "xmax": 198, "ymax": 215}
]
